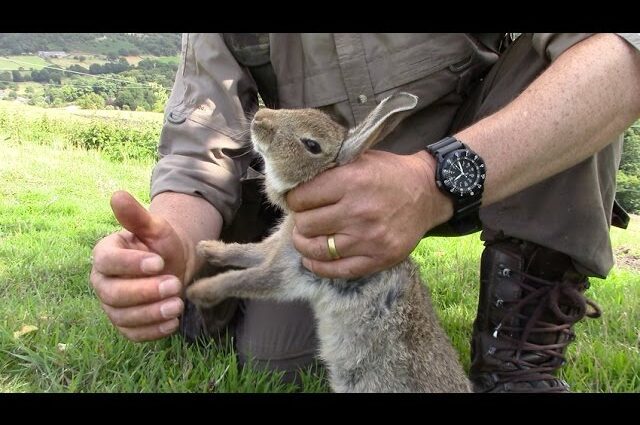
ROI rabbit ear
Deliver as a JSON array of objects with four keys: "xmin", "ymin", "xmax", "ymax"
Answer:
[{"xmin": 337, "ymin": 92, "xmax": 418, "ymax": 164}]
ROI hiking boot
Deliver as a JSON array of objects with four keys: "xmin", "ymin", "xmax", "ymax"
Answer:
[{"xmin": 469, "ymin": 238, "xmax": 602, "ymax": 393}]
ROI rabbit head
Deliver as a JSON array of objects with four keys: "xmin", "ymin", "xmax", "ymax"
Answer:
[{"xmin": 250, "ymin": 92, "xmax": 418, "ymax": 209}]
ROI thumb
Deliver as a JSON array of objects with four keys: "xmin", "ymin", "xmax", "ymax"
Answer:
[{"xmin": 110, "ymin": 190, "xmax": 169, "ymax": 243}]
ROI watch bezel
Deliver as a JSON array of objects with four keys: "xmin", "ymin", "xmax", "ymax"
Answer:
[{"xmin": 435, "ymin": 148, "xmax": 486, "ymax": 199}]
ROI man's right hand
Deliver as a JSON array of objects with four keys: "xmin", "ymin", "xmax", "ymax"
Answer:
[{"xmin": 90, "ymin": 191, "xmax": 188, "ymax": 342}]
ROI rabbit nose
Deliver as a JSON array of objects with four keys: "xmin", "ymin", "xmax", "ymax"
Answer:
[
  {"xmin": 254, "ymin": 108, "xmax": 276, "ymax": 123},
  {"xmin": 252, "ymin": 115, "xmax": 274, "ymax": 131}
]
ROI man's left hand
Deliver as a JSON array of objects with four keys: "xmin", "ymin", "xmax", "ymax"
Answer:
[{"xmin": 287, "ymin": 150, "xmax": 453, "ymax": 279}]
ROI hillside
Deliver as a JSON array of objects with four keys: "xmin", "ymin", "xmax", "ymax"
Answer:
[
  {"xmin": 0, "ymin": 33, "xmax": 181, "ymax": 56},
  {"xmin": 0, "ymin": 33, "xmax": 181, "ymax": 112}
]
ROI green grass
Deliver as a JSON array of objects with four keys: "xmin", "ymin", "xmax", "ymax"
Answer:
[
  {"xmin": 15, "ymin": 82, "xmax": 45, "ymax": 97},
  {"xmin": 48, "ymin": 54, "xmax": 108, "ymax": 69},
  {"xmin": 143, "ymin": 55, "xmax": 180, "ymax": 65},
  {"xmin": 1, "ymin": 105, "xmax": 639, "ymax": 392},
  {"xmin": 0, "ymin": 55, "xmax": 49, "ymax": 71},
  {"xmin": 0, "ymin": 100, "xmax": 163, "ymax": 123}
]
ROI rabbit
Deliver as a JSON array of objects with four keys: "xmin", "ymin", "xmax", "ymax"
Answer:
[{"xmin": 186, "ymin": 92, "xmax": 472, "ymax": 393}]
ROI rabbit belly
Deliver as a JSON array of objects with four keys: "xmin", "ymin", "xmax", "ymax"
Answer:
[{"xmin": 309, "ymin": 261, "xmax": 471, "ymax": 393}]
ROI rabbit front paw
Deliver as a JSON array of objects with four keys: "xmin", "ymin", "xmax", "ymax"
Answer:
[
  {"xmin": 186, "ymin": 276, "xmax": 229, "ymax": 308},
  {"xmin": 196, "ymin": 240, "xmax": 229, "ymax": 266}
]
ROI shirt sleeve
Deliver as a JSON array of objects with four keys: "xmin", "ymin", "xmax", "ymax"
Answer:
[
  {"xmin": 532, "ymin": 33, "xmax": 640, "ymax": 62},
  {"xmin": 531, "ymin": 33, "xmax": 595, "ymax": 62},
  {"xmin": 616, "ymin": 33, "xmax": 640, "ymax": 50},
  {"xmin": 150, "ymin": 33, "xmax": 258, "ymax": 226}
]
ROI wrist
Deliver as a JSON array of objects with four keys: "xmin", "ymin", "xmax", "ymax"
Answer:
[
  {"xmin": 169, "ymin": 221, "xmax": 202, "ymax": 283},
  {"xmin": 412, "ymin": 150, "xmax": 455, "ymax": 231},
  {"xmin": 150, "ymin": 192, "xmax": 223, "ymax": 283}
]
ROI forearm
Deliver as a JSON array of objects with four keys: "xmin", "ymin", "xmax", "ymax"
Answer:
[
  {"xmin": 455, "ymin": 33, "xmax": 640, "ymax": 206},
  {"xmin": 150, "ymin": 192, "xmax": 223, "ymax": 282}
]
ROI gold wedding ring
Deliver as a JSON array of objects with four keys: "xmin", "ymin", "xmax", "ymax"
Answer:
[{"xmin": 327, "ymin": 235, "xmax": 341, "ymax": 260}]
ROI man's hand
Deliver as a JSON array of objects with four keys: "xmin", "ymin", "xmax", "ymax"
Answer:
[
  {"xmin": 287, "ymin": 150, "xmax": 453, "ymax": 279},
  {"xmin": 90, "ymin": 191, "xmax": 189, "ymax": 342}
]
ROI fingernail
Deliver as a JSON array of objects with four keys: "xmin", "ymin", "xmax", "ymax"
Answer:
[
  {"xmin": 160, "ymin": 299, "xmax": 183, "ymax": 319},
  {"xmin": 141, "ymin": 256, "xmax": 164, "ymax": 273},
  {"xmin": 159, "ymin": 277, "xmax": 181, "ymax": 298},
  {"xmin": 159, "ymin": 319, "xmax": 179, "ymax": 335}
]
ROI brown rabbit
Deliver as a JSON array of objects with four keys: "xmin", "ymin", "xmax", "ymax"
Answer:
[{"xmin": 186, "ymin": 92, "xmax": 471, "ymax": 393}]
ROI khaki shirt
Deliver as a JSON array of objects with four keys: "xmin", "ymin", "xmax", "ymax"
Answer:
[{"xmin": 151, "ymin": 33, "xmax": 640, "ymax": 275}]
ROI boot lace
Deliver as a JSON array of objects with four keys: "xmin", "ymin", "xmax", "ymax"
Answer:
[{"xmin": 488, "ymin": 266, "xmax": 602, "ymax": 392}]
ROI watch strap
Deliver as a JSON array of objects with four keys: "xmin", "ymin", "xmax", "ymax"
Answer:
[
  {"xmin": 425, "ymin": 136, "xmax": 483, "ymax": 236},
  {"xmin": 425, "ymin": 136, "xmax": 465, "ymax": 159}
]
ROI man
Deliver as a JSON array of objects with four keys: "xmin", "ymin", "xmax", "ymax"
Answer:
[{"xmin": 90, "ymin": 33, "xmax": 640, "ymax": 392}]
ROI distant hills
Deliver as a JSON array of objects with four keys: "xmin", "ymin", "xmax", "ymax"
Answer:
[{"xmin": 0, "ymin": 33, "xmax": 182, "ymax": 56}]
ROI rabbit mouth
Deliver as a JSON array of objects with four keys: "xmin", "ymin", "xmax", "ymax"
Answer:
[{"xmin": 250, "ymin": 132, "xmax": 269, "ymax": 157}]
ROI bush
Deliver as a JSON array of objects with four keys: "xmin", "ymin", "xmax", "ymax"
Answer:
[
  {"xmin": 76, "ymin": 92, "xmax": 106, "ymax": 110},
  {"xmin": 0, "ymin": 102, "xmax": 161, "ymax": 163},
  {"xmin": 618, "ymin": 124, "xmax": 640, "ymax": 214},
  {"xmin": 617, "ymin": 171, "xmax": 640, "ymax": 214},
  {"xmin": 71, "ymin": 120, "xmax": 160, "ymax": 162}
]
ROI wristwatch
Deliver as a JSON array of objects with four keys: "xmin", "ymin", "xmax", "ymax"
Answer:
[{"xmin": 425, "ymin": 136, "xmax": 486, "ymax": 235}]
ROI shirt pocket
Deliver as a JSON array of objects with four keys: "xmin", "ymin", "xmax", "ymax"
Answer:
[
  {"xmin": 366, "ymin": 34, "xmax": 492, "ymax": 106},
  {"xmin": 285, "ymin": 34, "xmax": 493, "ymax": 111}
]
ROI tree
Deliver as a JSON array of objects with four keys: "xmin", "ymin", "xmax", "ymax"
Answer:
[
  {"xmin": 68, "ymin": 64, "xmax": 89, "ymax": 74},
  {"xmin": 115, "ymin": 89, "xmax": 138, "ymax": 110},
  {"xmin": 30, "ymin": 69, "xmax": 51, "ymax": 83},
  {"xmin": 11, "ymin": 70, "xmax": 23, "ymax": 82},
  {"xmin": 0, "ymin": 71, "xmax": 12, "ymax": 82},
  {"xmin": 76, "ymin": 92, "xmax": 106, "ymax": 109},
  {"xmin": 149, "ymin": 82, "xmax": 168, "ymax": 112}
]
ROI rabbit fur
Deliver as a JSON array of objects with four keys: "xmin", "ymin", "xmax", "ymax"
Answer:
[{"xmin": 186, "ymin": 92, "xmax": 472, "ymax": 393}]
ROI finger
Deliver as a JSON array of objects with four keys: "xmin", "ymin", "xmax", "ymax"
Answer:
[
  {"xmin": 117, "ymin": 318, "xmax": 180, "ymax": 342},
  {"xmin": 92, "ymin": 237, "xmax": 165, "ymax": 277},
  {"xmin": 286, "ymin": 168, "xmax": 346, "ymax": 212},
  {"xmin": 91, "ymin": 272, "xmax": 182, "ymax": 308},
  {"xmin": 110, "ymin": 190, "xmax": 170, "ymax": 243},
  {"xmin": 292, "ymin": 229, "xmax": 354, "ymax": 262},
  {"xmin": 292, "ymin": 203, "xmax": 346, "ymax": 238},
  {"xmin": 101, "ymin": 297, "xmax": 184, "ymax": 328},
  {"xmin": 302, "ymin": 256, "xmax": 378, "ymax": 280}
]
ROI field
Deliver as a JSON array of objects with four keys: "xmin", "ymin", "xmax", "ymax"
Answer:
[
  {"xmin": 0, "ymin": 55, "xmax": 49, "ymax": 71},
  {"xmin": 0, "ymin": 103, "xmax": 638, "ymax": 392},
  {"xmin": 48, "ymin": 54, "xmax": 109, "ymax": 69}
]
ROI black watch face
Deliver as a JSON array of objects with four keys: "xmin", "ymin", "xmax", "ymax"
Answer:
[{"xmin": 439, "ymin": 149, "xmax": 486, "ymax": 197}]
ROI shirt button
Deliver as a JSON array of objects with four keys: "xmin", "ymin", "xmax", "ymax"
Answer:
[
  {"xmin": 167, "ymin": 110, "xmax": 186, "ymax": 124},
  {"xmin": 357, "ymin": 94, "xmax": 368, "ymax": 104}
]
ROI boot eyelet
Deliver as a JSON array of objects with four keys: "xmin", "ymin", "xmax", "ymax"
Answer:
[
  {"xmin": 492, "ymin": 323, "xmax": 502, "ymax": 338},
  {"xmin": 487, "ymin": 346, "xmax": 496, "ymax": 355},
  {"xmin": 497, "ymin": 266, "xmax": 512, "ymax": 278},
  {"xmin": 495, "ymin": 299, "xmax": 504, "ymax": 308}
]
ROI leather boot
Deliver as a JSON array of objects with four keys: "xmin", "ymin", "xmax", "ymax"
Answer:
[{"xmin": 469, "ymin": 237, "xmax": 602, "ymax": 393}]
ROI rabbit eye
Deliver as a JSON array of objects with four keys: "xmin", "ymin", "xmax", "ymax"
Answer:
[{"xmin": 300, "ymin": 138, "xmax": 322, "ymax": 154}]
